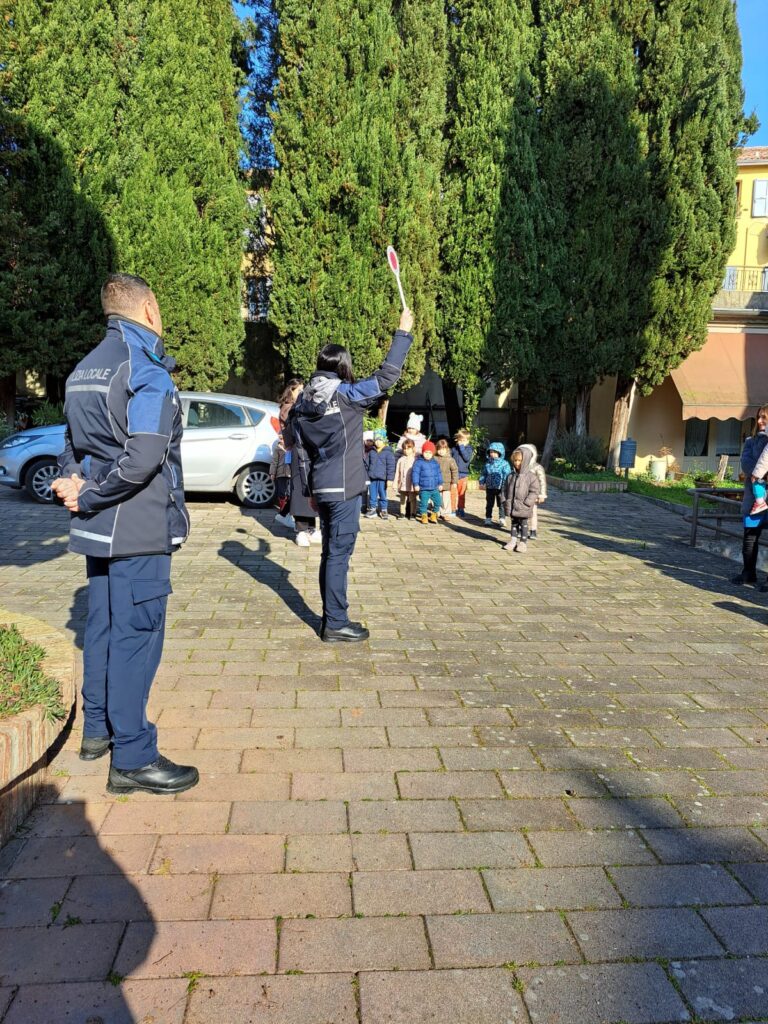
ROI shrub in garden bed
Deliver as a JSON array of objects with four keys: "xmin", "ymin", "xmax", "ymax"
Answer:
[{"xmin": 0, "ymin": 624, "xmax": 66, "ymax": 723}]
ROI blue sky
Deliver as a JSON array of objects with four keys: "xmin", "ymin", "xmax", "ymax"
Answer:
[
  {"xmin": 737, "ymin": 0, "xmax": 768, "ymax": 144},
  {"xmin": 234, "ymin": 1, "xmax": 768, "ymax": 145}
]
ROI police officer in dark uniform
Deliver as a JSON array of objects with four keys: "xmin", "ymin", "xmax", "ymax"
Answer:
[
  {"xmin": 52, "ymin": 274, "xmax": 198, "ymax": 795},
  {"xmin": 291, "ymin": 308, "xmax": 414, "ymax": 642}
]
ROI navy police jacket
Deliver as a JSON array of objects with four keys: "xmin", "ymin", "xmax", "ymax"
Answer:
[
  {"xmin": 59, "ymin": 316, "xmax": 190, "ymax": 558},
  {"xmin": 291, "ymin": 330, "xmax": 413, "ymax": 502}
]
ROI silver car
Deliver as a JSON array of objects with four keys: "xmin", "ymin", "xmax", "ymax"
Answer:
[{"xmin": 0, "ymin": 392, "xmax": 281, "ymax": 508}]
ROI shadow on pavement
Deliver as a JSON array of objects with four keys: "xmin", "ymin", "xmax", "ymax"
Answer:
[
  {"xmin": 0, "ymin": 784, "xmax": 158, "ymax": 1023},
  {"xmin": 218, "ymin": 533, "xmax": 322, "ymax": 633}
]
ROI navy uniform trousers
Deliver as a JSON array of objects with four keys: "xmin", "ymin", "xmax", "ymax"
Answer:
[
  {"xmin": 83, "ymin": 553, "xmax": 171, "ymax": 770},
  {"xmin": 317, "ymin": 496, "xmax": 362, "ymax": 629}
]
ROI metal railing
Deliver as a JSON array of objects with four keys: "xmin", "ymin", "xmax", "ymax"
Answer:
[
  {"xmin": 686, "ymin": 486, "xmax": 744, "ymax": 546},
  {"xmin": 721, "ymin": 266, "xmax": 768, "ymax": 292}
]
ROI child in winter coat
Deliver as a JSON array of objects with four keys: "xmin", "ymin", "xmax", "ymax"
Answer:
[
  {"xmin": 412, "ymin": 441, "xmax": 442, "ymax": 523},
  {"xmin": 435, "ymin": 438, "xmax": 459, "ymax": 518},
  {"xmin": 269, "ymin": 436, "xmax": 294, "ymax": 527},
  {"xmin": 364, "ymin": 434, "xmax": 396, "ymax": 519},
  {"xmin": 479, "ymin": 442, "xmax": 512, "ymax": 528},
  {"xmin": 397, "ymin": 412, "xmax": 427, "ymax": 454},
  {"xmin": 393, "ymin": 438, "xmax": 417, "ymax": 519},
  {"xmin": 452, "ymin": 429, "xmax": 474, "ymax": 518},
  {"xmin": 748, "ymin": 422, "xmax": 768, "ymax": 517},
  {"xmin": 502, "ymin": 446, "xmax": 541, "ymax": 553},
  {"xmin": 518, "ymin": 443, "xmax": 547, "ymax": 539}
]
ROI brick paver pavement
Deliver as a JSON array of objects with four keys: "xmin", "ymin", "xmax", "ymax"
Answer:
[{"xmin": 2, "ymin": 484, "xmax": 768, "ymax": 1023}]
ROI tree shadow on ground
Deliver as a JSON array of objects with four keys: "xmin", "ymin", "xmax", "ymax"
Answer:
[{"xmin": 0, "ymin": 784, "xmax": 157, "ymax": 1023}]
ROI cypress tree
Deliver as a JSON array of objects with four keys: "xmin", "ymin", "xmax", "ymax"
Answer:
[
  {"xmin": 3, "ymin": 0, "xmax": 248, "ymax": 394},
  {"xmin": 441, "ymin": 0, "xmax": 539, "ymax": 422},
  {"xmin": 531, "ymin": 0, "xmax": 651, "ymax": 437},
  {"xmin": 606, "ymin": 0, "xmax": 749, "ymax": 462},
  {"xmin": 269, "ymin": 0, "xmax": 444, "ymax": 391}
]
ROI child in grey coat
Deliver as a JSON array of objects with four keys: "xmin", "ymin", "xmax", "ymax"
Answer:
[{"xmin": 501, "ymin": 446, "xmax": 540, "ymax": 553}]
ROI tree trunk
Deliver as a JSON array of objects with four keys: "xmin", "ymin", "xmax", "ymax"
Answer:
[
  {"xmin": 377, "ymin": 398, "xmax": 389, "ymax": 427},
  {"xmin": 0, "ymin": 374, "xmax": 15, "ymax": 429},
  {"xmin": 514, "ymin": 381, "xmax": 527, "ymax": 444},
  {"xmin": 441, "ymin": 379, "xmax": 463, "ymax": 437},
  {"xmin": 540, "ymin": 398, "xmax": 561, "ymax": 470},
  {"xmin": 574, "ymin": 385, "xmax": 590, "ymax": 436},
  {"xmin": 606, "ymin": 376, "xmax": 637, "ymax": 470}
]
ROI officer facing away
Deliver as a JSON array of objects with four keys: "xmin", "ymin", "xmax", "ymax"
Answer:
[{"xmin": 52, "ymin": 273, "xmax": 198, "ymax": 795}]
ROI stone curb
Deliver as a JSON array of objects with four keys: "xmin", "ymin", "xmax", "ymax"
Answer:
[
  {"xmin": 0, "ymin": 610, "xmax": 77, "ymax": 846},
  {"xmin": 547, "ymin": 475, "xmax": 628, "ymax": 493}
]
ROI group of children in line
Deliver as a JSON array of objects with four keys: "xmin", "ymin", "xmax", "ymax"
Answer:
[
  {"xmin": 271, "ymin": 403, "xmax": 547, "ymax": 552},
  {"xmin": 359, "ymin": 412, "xmax": 547, "ymax": 551}
]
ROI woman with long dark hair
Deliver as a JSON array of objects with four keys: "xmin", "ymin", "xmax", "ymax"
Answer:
[
  {"xmin": 290, "ymin": 309, "xmax": 414, "ymax": 641},
  {"xmin": 278, "ymin": 378, "xmax": 320, "ymax": 546}
]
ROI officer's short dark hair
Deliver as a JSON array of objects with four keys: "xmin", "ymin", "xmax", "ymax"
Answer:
[
  {"xmin": 101, "ymin": 273, "xmax": 154, "ymax": 316},
  {"xmin": 316, "ymin": 344, "xmax": 355, "ymax": 383}
]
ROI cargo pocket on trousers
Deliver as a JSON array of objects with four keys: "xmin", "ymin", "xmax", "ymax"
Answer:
[{"xmin": 130, "ymin": 579, "xmax": 173, "ymax": 632}]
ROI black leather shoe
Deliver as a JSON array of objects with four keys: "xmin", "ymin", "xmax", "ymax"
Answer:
[
  {"xmin": 321, "ymin": 622, "xmax": 370, "ymax": 643},
  {"xmin": 107, "ymin": 754, "xmax": 199, "ymax": 795},
  {"xmin": 731, "ymin": 573, "xmax": 758, "ymax": 585},
  {"xmin": 79, "ymin": 736, "xmax": 111, "ymax": 761}
]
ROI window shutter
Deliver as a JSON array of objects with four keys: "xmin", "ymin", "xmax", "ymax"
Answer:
[{"xmin": 752, "ymin": 179, "xmax": 768, "ymax": 218}]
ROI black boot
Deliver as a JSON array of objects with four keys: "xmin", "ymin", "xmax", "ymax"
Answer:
[
  {"xmin": 321, "ymin": 622, "xmax": 370, "ymax": 643},
  {"xmin": 79, "ymin": 736, "xmax": 111, "ymax": 761},
  {"xmin": 107, "ymin": 754, "xmax": 199, "ymax": 795}
]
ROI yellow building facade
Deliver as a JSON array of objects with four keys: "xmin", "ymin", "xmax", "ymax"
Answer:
[{"xmin": 588, "ymin": 146, "xmax": 768, "ymax": 475}]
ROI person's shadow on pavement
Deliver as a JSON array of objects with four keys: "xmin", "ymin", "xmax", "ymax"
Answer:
[
  {"xmin": 0, "ymin": 784, "xmax": 159, "ymax": 1023},
  {"xmin": 218, "ymin": 533, "xmax": 323, "ymax": 633}
]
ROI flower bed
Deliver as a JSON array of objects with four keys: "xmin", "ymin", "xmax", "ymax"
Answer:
[{"xmin": 0, "ymin": 611, "xmax": 76, "ymax": 847}]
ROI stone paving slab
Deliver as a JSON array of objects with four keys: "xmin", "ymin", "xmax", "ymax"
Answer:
[{"xmin": 6, "ymin": 486, "xmax": 768, "ymax": 1022}]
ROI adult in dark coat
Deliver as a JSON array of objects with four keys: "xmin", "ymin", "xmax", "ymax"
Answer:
[
  {"xmin": 279, "ymin": 379, "xmax": 320, "ymax": 546},
  {"xmin": 291, "ymin": 308, "xmax": 414, "ymax": 642}
]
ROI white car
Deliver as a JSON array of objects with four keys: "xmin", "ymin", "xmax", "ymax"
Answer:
[{"xmin": 0, "ymin": 392, "xmax": 281, "ymax": 508}]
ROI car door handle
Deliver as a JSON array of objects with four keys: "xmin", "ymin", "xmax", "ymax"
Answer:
[{"xmin": 228, "ymin": 433, "xmax": 248, "ymax": 440}]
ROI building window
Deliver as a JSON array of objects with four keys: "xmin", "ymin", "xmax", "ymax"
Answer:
[
  {"xmin": 684, "ymin": 418, "xmax": 709, "ymax": 457},
  {"xmin": 735, "ymin": 180, "xmax": 742, "ymax": 208},
  {"xmin": 246, "ymin": 277, "xmax": 271, "ymax": 321},
  {"xmin": 715, "ymin": 418, "xmax": 743, "ymax": 456},
  {"xmin": 752, "ymin": 179, "xmax": 768, "ymax": 218}
]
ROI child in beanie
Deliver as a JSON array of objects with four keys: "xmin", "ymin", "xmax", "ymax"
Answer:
[
  {"xmin": 397, "ymin": 412, "xmax": 426, "ymax": 454},
  {"xmin": 479, "ymin": 442, "xmax": 511, "ymax": 528},
  {"xmin": 364, "ymin": 432, "xmax": 396, "ymax": 519},
  {"xmin": 412, "ymin": 441, "xmax": 442, "ymax": 523},
  {"xmin": 502, "ymin": 446, "xmax": 540, "ymax": 553},
  {"xmin": 394, "ymin": 438, "xmax": 417, "ymax": 519}
]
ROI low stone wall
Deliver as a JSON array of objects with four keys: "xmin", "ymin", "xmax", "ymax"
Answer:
[
  {"xmin": 0, "ymin": 611, "xmax": 77, "ymax": 847},
  {"xmin": 547, "ymin": 475, "xmax": 628, "ymax": 493}
]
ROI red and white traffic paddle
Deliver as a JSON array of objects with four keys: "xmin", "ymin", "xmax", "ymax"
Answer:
[{"xmin": 386, "ymin": 245, "xmax": 407, "ymax": 311}]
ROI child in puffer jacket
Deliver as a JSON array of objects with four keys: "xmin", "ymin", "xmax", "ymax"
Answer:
[
  {"xmin": 479, "ymin": 442, "xmax": 511, "ymax": 528},
  {"xmin": 518, "ymin": 443, "xmax": 547, "ymax": 539},
  {"xmin": 270, "ymin": 435, "xmax": 294, "ymax": 527},
  {"xmin": 412, "ymin": 441, "xmax": 443, "ymax": 523},
  {"xmin": 364, "ymin": 434, "xmax": 396, "ymax": 520},
  {"xmin": 502, "ymin": 446, "xmax": 541, "ymax": 553}
]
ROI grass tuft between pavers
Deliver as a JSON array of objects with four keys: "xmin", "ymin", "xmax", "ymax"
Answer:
[{"xmin": 0, "ymin": 623, "xmax": 66, "ymax": 723}]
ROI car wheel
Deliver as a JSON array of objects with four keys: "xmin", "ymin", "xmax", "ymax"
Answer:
[
  {"xmin": 235, "ymin": 464, "xmax": 275, "ymax": 508},
  {"xmin": 24, "ymin": 457, "xmax": 59, "ymax": 504}
]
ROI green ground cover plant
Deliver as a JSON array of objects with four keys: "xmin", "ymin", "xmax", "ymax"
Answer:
[{"xmin": 0, "ymin": 625, "xmax": 66, "ymax": 723}]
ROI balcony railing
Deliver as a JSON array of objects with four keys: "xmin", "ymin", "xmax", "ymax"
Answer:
[{"xmin": 722, "ymin": 265, "xmax": 768, "ymax": 292}]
